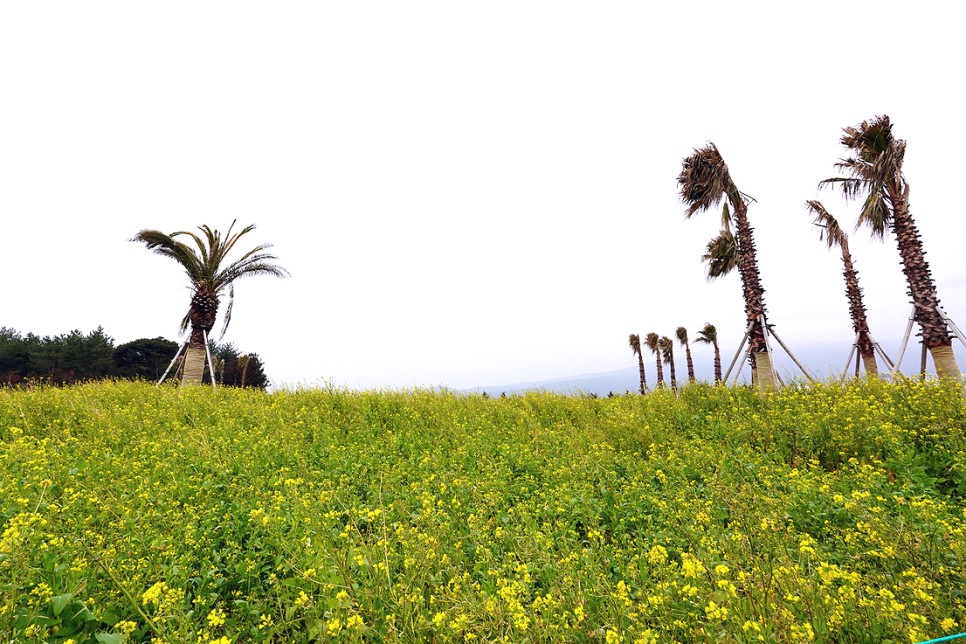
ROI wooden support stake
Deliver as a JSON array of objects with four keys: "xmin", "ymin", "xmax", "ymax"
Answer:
[
  {"xmin": 203, "ymin": 331, "xmax": 217, "ymax": 390},
  {"xmin": 866, "ymin": 332, "xmax": 896, "ymax": 371},
  {"xmin": 723, "ymin": 321, "xmax": 754, "ymax": 383},
  {"xmin": 841, "ymin": 332, "xmax": 860, "ymax": 380},
  {"xmin": 158, "ymin": 339, "xmax": 189, "ymax": 386},
  {"xmin": 920, "ymin": 341, "xmax": 928, "ymax": 381},
  {"xmin": 892, "ymin": 306, "xmax": 917, "ymax": 378},
  {"xmin": 766, "ymin": 321, "xmax": 816, "ymax": 382},
  {"xmin": 938, "ymin": 307, "xmax": 966, "ymax": 348}
]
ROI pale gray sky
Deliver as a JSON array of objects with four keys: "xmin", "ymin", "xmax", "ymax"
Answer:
[{"xmin": 2, "ymin": 2, "xmax": 963, "ymax": 389}]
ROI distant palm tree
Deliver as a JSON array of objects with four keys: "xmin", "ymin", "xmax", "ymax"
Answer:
[
  {"xmin": 645, "ymin": 332, "xmax": 665, "ymax": 388},
  {"xmin": 806, "ymin": 200, "xmax": 879, "ymax": 378},
  {"xmin": 676, "ymin": 326, "xmax": 696, "ymax": 383},
  {"xmin": 628, "ymin": 334, "xmax": 648, "ymax": 394},
  {"xmin": 659, "ymin": 336, "xmax": 677, "ymax": 390},
  {"xmin": 132, "ymin": 221, "xmax": 289, "ymax": 386},
  {"xmin": 679, "ymin": 144, "xmax": 775, "ymax": 388},
  {"xmin": 821, "ymin": 116, "xmax": 960, "ymax": 386},
  {"xmin": 695, "ymin": 323, "xmax": 722, "ymax": 383}
]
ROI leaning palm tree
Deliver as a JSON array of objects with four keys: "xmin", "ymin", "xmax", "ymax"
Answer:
[
  {"xmin": 675, "ymin": 326, "xmax": 696, "ymax": 383},
  {"xmin": 645, "ymin": 332, "xmax": 665, "ymax": 388},
  {"xmin": 806, "ymin": 200, "xmax": 879, "ymax": 378},
  {"xmin": 628, "ymin": 334, "xmax": 648, "ymax": 394},
  {"xmin": 821, "ymin": 115, "xmax": 961, "ymax": 385},
  {"xmin": 659, "ymin": 336, "xmax": 677, "ymax": 390},
  {"xmin": 132, "ymin": 221, "xmax": 289, "ymax": 386},
  {"xmin": 679, "ymin": 144, "xmax": 775, "ymax": 389},
  {"xmin": 695, "ymin": 323, "xmax": 722, "ymax": 384}
]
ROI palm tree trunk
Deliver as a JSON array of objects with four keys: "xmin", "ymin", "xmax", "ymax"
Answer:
[
  {"xmin": 861, "ymin": 352, "xmax": 879, "ymax": 378},
  {"xmin": 712, "ymin": 341, "xmax": 722, "ymax": 384},
  {"xmin": 667, "ymin": 349, "xmax": 678, "ymax": 390},
  {"xmin": 755, "ymin": 350, "xmax": 775, "ymax": 391},
  {"xmin": 684, "ymin": 344, "xmax": 695, "ymax": 383},
  {"xmin": 183, "ymin": 346, "xmax": 206, "ymax": 385},
  {"xmin": 731, "ymin": 199, "xmax": 773, "ymax": 388},
  {"xmin": 931, "ymin": 346, "xmax": 961, "ymax": 381},
  {"xmin": 889, "ymin": 184, "xmax": 961, "ymax": 384},
  {"xmin": 636, "ymin": 353, "xmax": 647, "ymax": 394},
  {"xmin": 840, "ymin": 240, "xmax": 878, "ymax": 378},
  {"xmin": 654, "ymin": 354, "xmax": 665, "ymax": 387}
]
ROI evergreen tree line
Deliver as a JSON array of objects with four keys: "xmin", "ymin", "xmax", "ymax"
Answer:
[{"xmin": 0, "ymin": 326, "xmax": 268, "ymax": 388}]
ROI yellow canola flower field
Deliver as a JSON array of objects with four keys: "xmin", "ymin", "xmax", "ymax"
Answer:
[{"xmin": 1, "ymin": 379, "xmax": 965, "ymax": 642}]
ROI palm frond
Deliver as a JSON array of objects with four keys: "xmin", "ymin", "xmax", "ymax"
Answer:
[
  {"xmin": 629, "ymin": 334, "xmax": 641, "ymax": 357},
  {"xmin": 675, "ymin": 327, "xmax": 688, "ymax": 345},
  {"xmin": 695, "ymin": 323, "xmax": 717, "ymax": 345},
  {"xmin": 806, "ymin": 200, "xmax": 847, "ymax": 249},
  {"xmin": 644, "ymin": 332, "xmax": 660, "ymax": 354},
  {"xmin": 659, "ymin": 336, "xmax": 673, "ymax": 363},
  {"xmin": 678, "ymin": 143, "xmax": 741, "ymax": 218},
  {"xmin": 702, "ymin": 229, "xmax": 739, "ymax": 280}
]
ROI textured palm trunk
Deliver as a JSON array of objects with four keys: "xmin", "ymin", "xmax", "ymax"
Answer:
[
  {"xmin": 755, "ymin": 350, "xmax": 775, "ymax": 392},
  {"xmin": 684, "ymin": 344, "xmax": 695, "ymax": 383},
  {"xmin": 712, "ymin": 341, "xmax": 722, "ymax": 384},
  {"xmin": 840, "ymin": 240, "xmax": 878, "ymax": 378},
  {"xmin": 181, "ymin": 288, "xmax": 219, "ymax": 386},
  {"xmin": 731, "ymin": 199, "xmax": 774, "ymax": 389},
  {"xmin": 654, "ymin": 353, "xmax": 665, "ymax": 387},
  {"xmin": 636, "ymin": 353, "xmax": 647, "ymax": 394},
  {"xmin": 888, "ymin": 184, "xmax": 961, "ymax": 384},
  {"xmin": 666, "ymin": 347, "xmax": 678, "ymax": 390},
  {"xmin": 182, "ymin": 346, "xmax": 207, "ymax": 385}
]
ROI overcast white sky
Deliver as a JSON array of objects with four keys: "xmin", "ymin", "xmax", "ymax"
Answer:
[{"xmin": 2, "ymin": 2, "xmax": 964, "ymax": 390}]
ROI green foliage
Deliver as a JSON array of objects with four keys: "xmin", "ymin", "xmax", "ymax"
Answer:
[
  {"xmin": 113, "ymin": 337, "xmax": 180, "ymax": 381},
  {"xmin": 0, "ymin": 327, "xmax": 270, "ymax": 387},
  {"xmin": 1, "ymin": 380, "xmax": 965, "ymax": 642}
]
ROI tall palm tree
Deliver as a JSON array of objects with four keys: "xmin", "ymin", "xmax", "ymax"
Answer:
[
  {"xmin": 806, "ymin": 200, "xmax": 879, "ymax": 378},
  {"xmin": 132, "ymin": 221, "xmax": 289, "ymax": 386},
  {"xmin": 821, "ymin": 115, "xmax": 961, "ymax": 385},
  {"xmin": 679, "ymin": 144, "xmax": 775, "ymax": 389},
  {"xmin": 628, "ymin": 333, "xmax": 648, "ymax": 394},
  {"xmin": 695, "ymin": 323, "xmax": 722, "ymax": 384},
  {"xmin": 659, "ymin": 336, "xmax": 677, "ymax": 390},
  {"xmin": 676, "ymin": 326, "xmax": 696, "ymax": 383},
  {"xmin": 645, "ymin": 332, "xmax": 665, "ymax": 388}
]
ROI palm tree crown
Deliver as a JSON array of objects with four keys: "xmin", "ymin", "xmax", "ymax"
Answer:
[{"xmin": 695, "ymin": 323, "xmax": 722, "ymax": 383}]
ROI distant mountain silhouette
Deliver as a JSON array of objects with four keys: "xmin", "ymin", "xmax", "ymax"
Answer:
[{"xmin": 461, "ymin": 341, "xmax": 925, "ymax": 396}]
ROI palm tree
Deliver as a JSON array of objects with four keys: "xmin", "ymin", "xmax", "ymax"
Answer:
[
  {"xmin": 676, "ymin": 326, "xmax": 696, "ymax": 383},
  {"xmin": 628, "ymin": 334, "xmax": 648, "ymax": 394},
  {"xmin": 679, "ymin": 144, "xmax": 775, "ymax": 389},
  {"xmin": 806, "ymin": 200, "xmax": 879, "ymax": 378},
  {"xmin": 695, "ymin": 323, "xmax": 722, "ymax": 384},
  {"xmin": 659, "ymin": 336, "xmax": 677, "ymax": 390},
  {"xmin": 132, "ymin": 221, "xmax": 289, "ymax": 386},
  {"xmin": 821, "ymin": 115, "xmax": 961, "ymax": 385},
  {"xmin": 645, "ymin": 332, "xmax": 664, "ymax": 388}
]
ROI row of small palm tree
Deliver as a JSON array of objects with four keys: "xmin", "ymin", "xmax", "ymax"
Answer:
[
  {"xmin": 677, "ymin": 115, "xmax": 961, "ymax": 391},
  {"xmin": 628, "ymin": 324, "xmax": 721, "ymax": 392}
]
